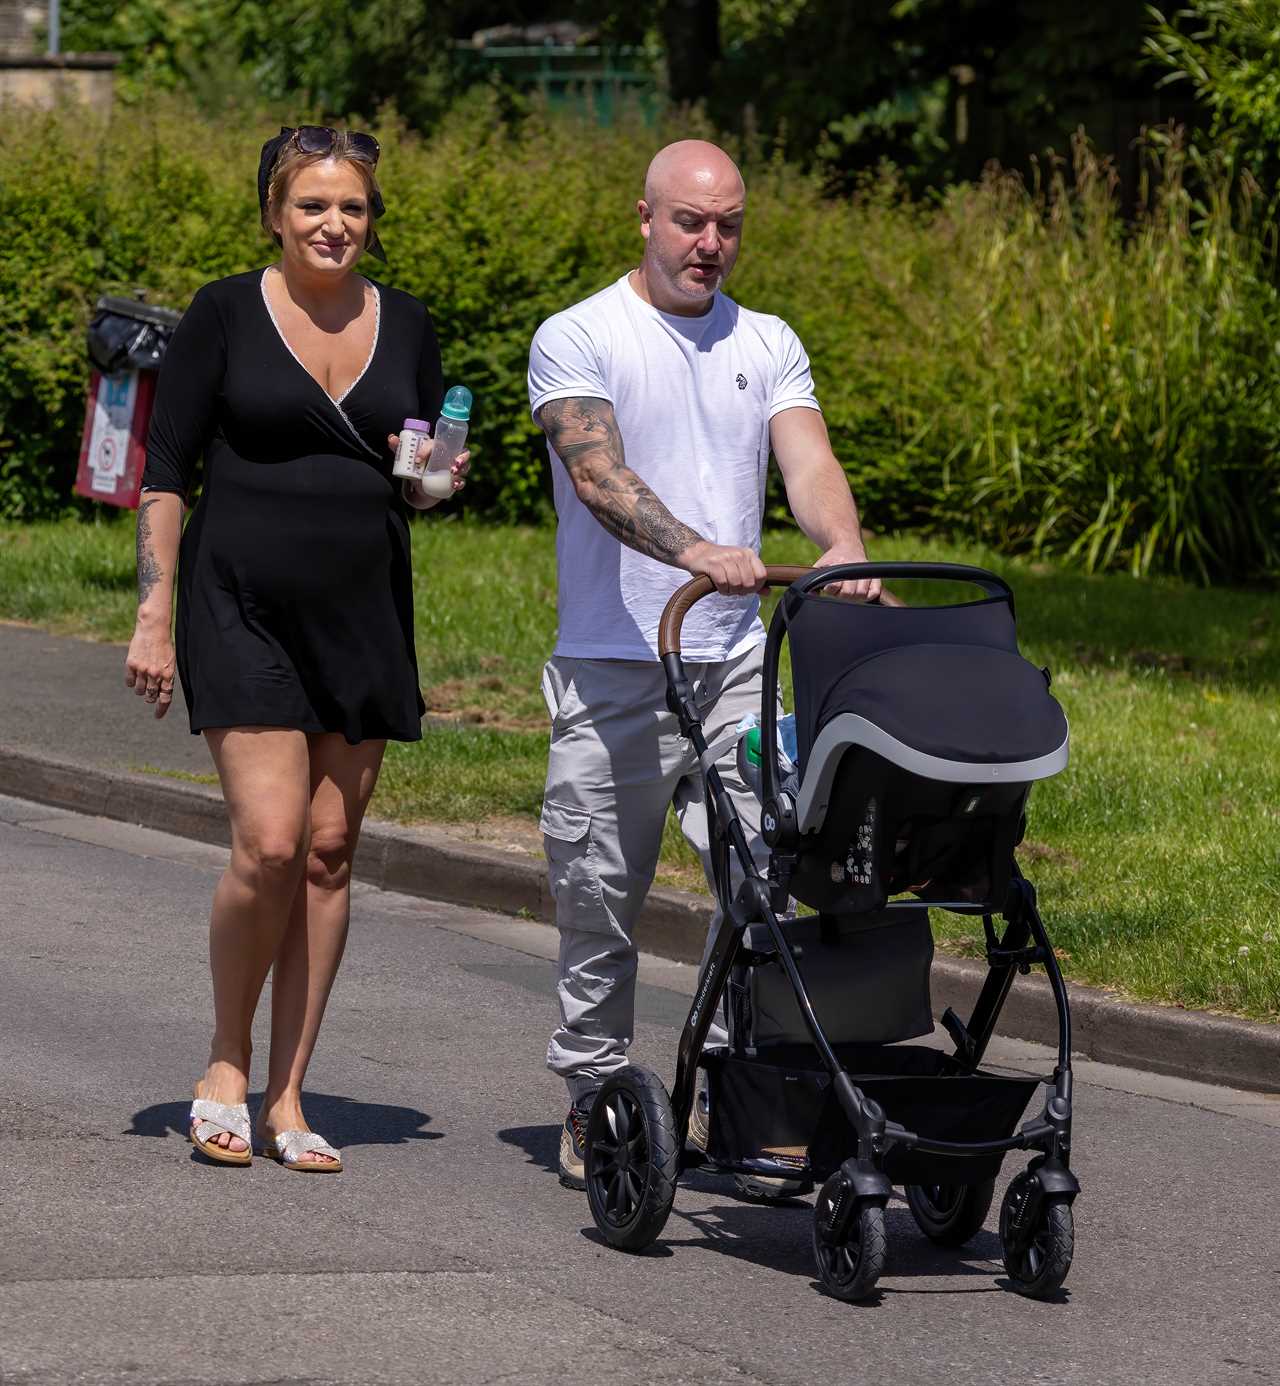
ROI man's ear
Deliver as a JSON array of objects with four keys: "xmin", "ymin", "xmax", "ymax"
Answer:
[{"xmin": 637, "ymin": 197, "xmax": 652, "ymax": 240}]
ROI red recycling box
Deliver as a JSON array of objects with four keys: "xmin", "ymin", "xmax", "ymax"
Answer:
[
  {"xmin": 75, "ymin": 294, "xmax": 181, "ymax": 510},
  {"xmin": 74, "ymin": 368, "xmax": 158, "ymax": 510}
]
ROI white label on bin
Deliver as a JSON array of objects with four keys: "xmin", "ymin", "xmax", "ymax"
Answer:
[{"xmin": 88, "ymin": 373, "xmax": 137, "ymax": 494}]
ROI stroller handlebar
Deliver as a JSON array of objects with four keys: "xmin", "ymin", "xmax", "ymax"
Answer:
[
  {"xmin": 657, "ymin": 561, "xmax": 1013, "ymax": 656},
  {"xmin": 658, "ymin": 566, "xmax": 810, "ymax": 657}
]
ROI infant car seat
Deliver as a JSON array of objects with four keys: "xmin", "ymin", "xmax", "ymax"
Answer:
[{"xmin": 776, "ymin": 583, "xmax": 1068, "ymax": 915}]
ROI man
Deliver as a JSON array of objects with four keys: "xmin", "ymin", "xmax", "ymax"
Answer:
[{"xmin": 527, "ymin": 140, "xmax": 881, "ymax": 1190}]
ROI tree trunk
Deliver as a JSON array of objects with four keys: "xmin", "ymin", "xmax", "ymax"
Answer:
[{"xmin": 661, "ymin": 0, "xmax": 720, "ymax": 105}]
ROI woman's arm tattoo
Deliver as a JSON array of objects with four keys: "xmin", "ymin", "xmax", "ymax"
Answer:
[
  {"xmin": 135, "ymin": 498, "xmax": 164, "ymax": 604},
  {"xmin": 538, "ymin": 397, "xmax": 703, "ymax": 564}
]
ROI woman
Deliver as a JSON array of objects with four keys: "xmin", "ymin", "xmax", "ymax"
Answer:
[{"xmin": 125, "ymin": 126, "xmax": 467, "ymax": 1171}]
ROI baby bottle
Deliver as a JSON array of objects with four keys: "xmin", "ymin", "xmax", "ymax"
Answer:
[
  {"xmin": 391, "ymin": 419, "xmax": 431, "ymax": 481},
  {"xmin": 415, "ymin": 386, "xmax": 473, "ymax": 500}
]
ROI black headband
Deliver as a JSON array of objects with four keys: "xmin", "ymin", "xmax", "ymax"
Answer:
[{"xmin": 256, "ymin": 127, "xmax": 386, "ymax": 263}]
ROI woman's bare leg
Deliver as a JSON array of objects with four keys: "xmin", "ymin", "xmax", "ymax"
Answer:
[
  {"xmin": 195, "ymin": 727, "xmax": 311, "ymax": 1153},
  {"xmin": 258, "ymin": 733, "xmax": 386, "ymax": 1164}
]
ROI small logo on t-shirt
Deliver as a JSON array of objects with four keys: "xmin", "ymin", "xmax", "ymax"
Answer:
[{"xmin": 735, "ymin": 373, "xmax": 748, "ymax": 390}]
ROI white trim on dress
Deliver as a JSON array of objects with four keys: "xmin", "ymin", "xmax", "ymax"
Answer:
[{"xmin": 259, "ymin": 269, "xmax": 382, "ymax": 459}]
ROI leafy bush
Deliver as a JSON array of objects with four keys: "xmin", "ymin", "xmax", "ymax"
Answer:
[
  {"xmin": 1, "ymin": 96, "xmax": 1277, "ymax": 580},
  {"xmin": 1147, "ymin": 0, "xmax": 1280, "ymax": 193},
  {"xmin": 60, "ymin": 0, "xmax": 456, "ymax": 127},
  {"xmin": 761, "ymin": 132, "xmax": 1280, "ymax": 581}
]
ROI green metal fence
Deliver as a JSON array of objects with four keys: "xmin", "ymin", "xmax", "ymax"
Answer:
[{"xmin": 454, "ymin": 44, "xmax": 658, "ymax": 125}]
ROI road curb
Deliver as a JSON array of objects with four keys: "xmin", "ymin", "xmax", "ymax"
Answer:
[{"xmin": 4, "ymin": 742, "xmax": 1278, "ymax": 1096}]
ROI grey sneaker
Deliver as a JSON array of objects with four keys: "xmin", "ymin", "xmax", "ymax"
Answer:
[
  {"xmin": 733, "ymin": 1172, "xmax": 809, "ymax": 1200},
  {"xmin": 558, "ymin": 1102, "xmax": 592, "ymax": 1190}
]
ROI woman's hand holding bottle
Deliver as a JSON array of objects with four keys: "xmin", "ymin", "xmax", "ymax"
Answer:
[
  {"xmin": 388, "ymin": 386, "xmax": 473, "ymax": 511},
  {"xmin": 389, "ymin": 432, "xmax": 471, "ymax": 510}
]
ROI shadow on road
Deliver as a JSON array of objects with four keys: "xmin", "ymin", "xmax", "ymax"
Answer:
[
  {"xmin": 587, "ymin": 1186, "xmax": 1010, "ymax": 1295},
  {"xmin": 125, "ymin": 1091, "xmax": 443, "ymax": 1147},
  {"xmin": 497, "ymin": 1122, "xmax": 559, "ymax": 1175},
  {"xmin": 496, "ymin": 1125, "xmax": 1059, "ymax": 1301}
]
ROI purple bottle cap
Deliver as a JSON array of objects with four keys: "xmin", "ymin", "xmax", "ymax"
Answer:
[{"xmin": 402, "ymin": 418, "xmax": 431, "ymax": 433}]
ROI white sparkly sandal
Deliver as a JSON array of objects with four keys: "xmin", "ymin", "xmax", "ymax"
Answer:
[
  {"xmin": 259, "ymin": 1129, "xmax": 343, "ymax": 1173},
  {"xmin": 188, "ymin": 1096, "xmax": 252, "ymax": 1166}
]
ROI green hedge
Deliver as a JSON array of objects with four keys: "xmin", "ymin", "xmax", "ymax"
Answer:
[{"xmin": 2, "ymin": 97, "xmax": 1278, "ymax": 581}]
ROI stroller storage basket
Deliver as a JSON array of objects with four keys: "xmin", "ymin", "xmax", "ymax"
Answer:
[{"xmin": 703, "ymin": 1044, "xmax": 1040, "ymax": 1186}]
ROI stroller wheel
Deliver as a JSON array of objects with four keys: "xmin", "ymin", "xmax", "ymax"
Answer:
[
  {"xmin": 905, "ymin": 1179, "xmax": 995, "ymax": 1247},
  {"xmin": 584, "ymin": 1065, "xmax": 679, "ymax": 1253},
  {"xmin": 999, "ymin": 1176, "xmax": 1074, "ymax": 1299},
  {"xmin": 812, "ymin": 1174, "xmax": 887, "ymax": 1302}
]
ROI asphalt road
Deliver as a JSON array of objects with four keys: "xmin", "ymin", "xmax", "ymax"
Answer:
[
  {"xmin": 0, "ymin": 622, "xmax": 211, "ymax": 777},
  {"xmin": 2, "ymin": 793, "xmax": 1278, "ymax": 1385}
]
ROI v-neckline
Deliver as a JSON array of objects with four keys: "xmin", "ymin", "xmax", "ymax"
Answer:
[{"xmin": 259, "ymin": 269, "xmax": 382, "ymax": 456}]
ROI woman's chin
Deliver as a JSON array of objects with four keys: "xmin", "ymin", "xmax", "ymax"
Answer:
[{"xmin": 292, "ymin": 245, "xmax": 359, "ymax": 274}]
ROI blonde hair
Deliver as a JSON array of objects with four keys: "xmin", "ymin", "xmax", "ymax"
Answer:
[{"xmin": 262, "ymin": 132, "xmax": 382, "ymax": 252}]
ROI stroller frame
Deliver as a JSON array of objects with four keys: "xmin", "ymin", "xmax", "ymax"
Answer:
[{"xmin": 581, "ymin": 562, "xmax": 1080, "ymax": 1301}]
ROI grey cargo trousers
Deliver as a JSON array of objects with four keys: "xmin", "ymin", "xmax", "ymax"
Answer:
[{"xmin": 540, "ymin": 643, "xmax": 770, "ymax": 1103}]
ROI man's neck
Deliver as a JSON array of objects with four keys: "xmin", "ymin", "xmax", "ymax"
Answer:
[{"xmin": 627, "ymin": 266, "xmax": 715, "ymax": 318}]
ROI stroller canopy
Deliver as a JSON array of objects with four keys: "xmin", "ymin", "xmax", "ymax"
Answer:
[{"xmin": 784, "ymin": 587, "xmax": 1068, "ymax": 827}]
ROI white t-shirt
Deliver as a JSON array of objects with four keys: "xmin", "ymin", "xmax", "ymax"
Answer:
[{"xmin": 528, "ymin": 273, "xmax": 821, "ymax": 661}]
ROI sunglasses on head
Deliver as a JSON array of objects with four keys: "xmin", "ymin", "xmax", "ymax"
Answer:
[{"xmin": 289, "ymin": 125, "xmax": 380, "ymax": 165}]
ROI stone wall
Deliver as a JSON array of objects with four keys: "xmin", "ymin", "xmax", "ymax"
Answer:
[
  {"xmin": 0, "ymin": 54, "xmax": 117, "ymax": 111},
  {"xmin": 0, "ymin": 1, "xmax": 43, "ymax": 56},
  {"xmin": 0, "ymin": 2, "xmax": 119, "ymax": 112}
]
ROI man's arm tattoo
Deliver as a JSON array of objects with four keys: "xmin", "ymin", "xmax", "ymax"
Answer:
[
  {"xmin": 135, "ymin": 498, "xmax": 164, "ymax": 604},
  {"xmin": 539, "ymin": 398, "xmax": 703, "ymax": 564}
]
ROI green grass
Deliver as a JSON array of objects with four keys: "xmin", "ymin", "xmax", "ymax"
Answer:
[{"xmin": 1, "ymin": 515, "xmax": 1276, "ymax": 1022}]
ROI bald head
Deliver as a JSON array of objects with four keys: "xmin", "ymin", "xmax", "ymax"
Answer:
[
  {"xmin": 643, "ymin": 140, "xmax": 745, "ymax": 210},
  {"xmin": 634, "ymin": 141, "xmax": 746, "ymax": 315}
]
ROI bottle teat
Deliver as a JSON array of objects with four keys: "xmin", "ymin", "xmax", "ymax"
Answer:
[{"xmin": 441, "ymin": 386, "xmax": 472, "ymax": 421}]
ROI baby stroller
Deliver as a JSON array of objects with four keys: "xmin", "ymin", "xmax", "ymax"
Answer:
[{"xmin": 581, "ymin": 563, "xmax": 1079, "ymax": 1301}]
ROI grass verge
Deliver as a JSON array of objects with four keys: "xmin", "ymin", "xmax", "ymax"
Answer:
[{"xmin": 1, "ymin": 515, "xmax": 1276, "ymax": 1021}]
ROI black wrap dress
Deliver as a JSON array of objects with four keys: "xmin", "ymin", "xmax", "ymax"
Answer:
[{"xmin": 141, "ymin": 268, "xmax": 442, "ymax": 743}]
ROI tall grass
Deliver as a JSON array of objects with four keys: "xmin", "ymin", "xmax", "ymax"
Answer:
[{"xmin": 749, "ymin": 131, "xmax": 1280, "ymax": 582}]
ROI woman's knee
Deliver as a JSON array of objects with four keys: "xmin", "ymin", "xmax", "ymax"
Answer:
[
  {"xmin": 305, "ymin": 828, "xmax": 355, "ymax": 892},
  {"xmin": 232, "ymin": 826, "xmax": 308, "ymax": 887}
]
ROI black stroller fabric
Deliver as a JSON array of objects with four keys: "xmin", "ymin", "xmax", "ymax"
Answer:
[
  {"xmin": 738, "ymin": 910, "xmax": 934, "ymax": 1047},
  {"xmin": 815, "ymin": 642, "xmax": 1067, "ymax": 764},
  {"xmin": 703, "ymin": 1044, "xmax": 1040, "ymax": 1184},
  {"xmin": 785, "ymin": 591, "xmax": 1026, "ymax": 770}
]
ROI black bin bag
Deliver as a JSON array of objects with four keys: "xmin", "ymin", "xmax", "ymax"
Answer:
[{"xmin": 87, "ymin": 295, "xmax": 182, "ymax": 375}]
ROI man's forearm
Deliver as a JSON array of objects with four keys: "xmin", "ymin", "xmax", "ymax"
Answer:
[
  {"xmin": 540, "ymin": 397, "xmax": 704, "ymax": 565},
  {"xmin": 784, "ymin": 454, "xmax": 867, "ymax": 554},
  {"xmin": 578, "ymin": 466, "xmax": 704, "ymax": 563}
]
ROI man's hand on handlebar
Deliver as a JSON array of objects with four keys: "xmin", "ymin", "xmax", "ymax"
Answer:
[
  {"xmin": 814, "ymin": 544, "xmax": 885, "ymax": 603},
  {"xmin": 676, "ymin": 539, "xmax": 768, "ymax": 596}
]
